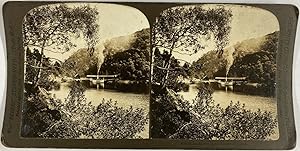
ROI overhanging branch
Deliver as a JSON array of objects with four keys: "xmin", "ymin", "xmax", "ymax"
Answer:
[{"xmin": 173, "ymin": 50, "xmax": 197, "ymax": 56}]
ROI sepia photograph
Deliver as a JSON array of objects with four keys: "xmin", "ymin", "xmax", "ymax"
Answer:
[
  {"xmin": 151, "ymin": 4, "xmax": 279, "ymax": 140},
  {"xmin": 1, "ymin": 1, "xmax": 299, "ymax": 149},
  {"xmin": 22, "ymin": 3, "xmax": 150, "ymax": 139}
]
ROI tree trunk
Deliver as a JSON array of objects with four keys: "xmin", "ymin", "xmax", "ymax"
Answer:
[
  {"xmin": 161, "ymin": 42, "xmax": 175, "ymax": 87},
  {"xmin": 151, "ymin": 28, "xmax": 157, "ymax": 85},
  {"xmin": 161, "ymin": 59, "xmax": 171, "ymax": 87},
  {"xmin": 33, "ymin": 42, "xmax": 46, "ymax": 88},
  {"xmin": 33, "ymin": 25, "xmax": 60, "ymax": 88}
]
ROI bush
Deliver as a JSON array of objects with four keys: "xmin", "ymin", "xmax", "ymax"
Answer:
[
  {"xmin": 21, "ymin": 93, "xmax": 61, "ymax": 137},
  {"xmin": 40, "ymin": 82, "xmax": 148, "ymax": 139}
]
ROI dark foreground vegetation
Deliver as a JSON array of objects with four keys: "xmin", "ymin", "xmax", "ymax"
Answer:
[
  {"xmin": 151, "ymin": 83, "xmax": 277, "ymax": 140},
  {"xmin": 22, "ymin": 82, "xmax": 148, "ymax": 138}
]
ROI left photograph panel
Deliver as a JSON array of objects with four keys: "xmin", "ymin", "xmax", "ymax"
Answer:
[{"xmin": 22, "ymin": 3, "xmax": 150, "ymax": 139}]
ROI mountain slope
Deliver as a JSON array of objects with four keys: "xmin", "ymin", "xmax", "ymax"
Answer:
[
  {"xmin": 191, "ymin": 31, "xmax": 279, "ymax": 80},
  {"xmin": 61, "ymin": 48, "xmax": 98, "ymax": 77},
  {"xmin": 103, "ymin": 28, "xmax": 150, "ymax": 56},
  {"xmin": 227, "ymin": 31, "xmax": 278, "ymax": 95},
  {"xmin": 61, "ymin": 28, "xmax": 150, "ymax": 77}
]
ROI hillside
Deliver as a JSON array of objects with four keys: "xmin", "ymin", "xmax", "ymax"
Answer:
[
  {"xmin": 191, "ymin": 31, "xmax": 279, "ymax": 80},
  {"xmin": 61, "ymin": 47, "xmax": 99, "ymax": 77},
  {"xmin": 103, "ymin": 28, "xmax": 150, "ymax": 56},
  {"xmin": 228, "ymin": 31, "xmax": 279, "ymax": 95},
  {"xmin": 61, "ymin": 28, "xmax": 150, "ymax": 78},
  {"xmin": 231, "ymin": 35, "xmax": 267, "ymax": 59},
  {"xmin": 99, "ymin": 28, "xmax": 150, "ymax": 80}
]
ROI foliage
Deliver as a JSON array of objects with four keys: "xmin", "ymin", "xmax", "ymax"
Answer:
[
  {"xmin": 23, "ymin": 4, "xmax": 99, "ymax": 53},
  {"xmin": 21, "ymin": 93, "xmax": 61, "ymax": 137},
  {"xmin": 61, "ymin": 29, "xmax": 151, "ymax": 77},
  {"xmin": 39, "ymin": 82, "xmax": 148, "ymax": 139},
  {"xmin": 131, "ymin": 28, "xmax": 150, "ymax": 51},
  {"xmin": 23, "ymin": 4, "xmax": 99, "ymax": 87},
  {"xmin": 151, "ymin": 84, "xmax": 277, "ymax": 140},
  {"xmin": 99, "ymin": 48, "xmax": 150, "ymax": 81},
  {"xmin": 152, "ymin": 5, "xmax": 232, "ymax": 86},
  {"xmin": 99, "ymin": 29, "xmax": 150, "ymax": 81},
  {"xmin": 152, "ymin": 5, "xmax": 232, "ymax": 53},
  {"xmin": 79, "ymin": 29, "xmax": 151, "ymax": 81},
  {"xmin": 25, "ymin": 48, "xmax": 60, "ymax": 92},
  {"xmin": 22, "ymin": 4, "xmax": 148, "ymax": 139},
  {"xmin": 152, "ymin": 48, "xmax": 190, "ymax": 91},
  {"xmin": 151, "ymin": 5, "xmax": 277, "ymax": 141},
  {"xmin": 22, "ymin": 50, "xmax": 62, "ymax": 138},
  {"xmin": 150, "ymin": 84, "xmax": 191, "ymax": 138},
  {"xmin": 22, "ymin": 4, "xmax": 101, "ymax": 137}
]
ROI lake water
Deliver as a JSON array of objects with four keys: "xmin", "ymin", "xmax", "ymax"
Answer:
[
  {"xmin": 50, "ymin": 82, "xmax": 150, "ymax": 139},
  {"xmin": 177, "ymin": 84, "xmax": 279, "ymax": 140},
  {"xmin": 178, "ymin": 84, "xmax": 277, "ymax": 115}
]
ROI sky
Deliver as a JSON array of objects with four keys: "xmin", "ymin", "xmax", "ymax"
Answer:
[
  {"xmin": 37, "ymin": 3, "xmax": 150, "ymax": 61},
  {"xmin": 173, "ymin": 4, "xmax": 280, "ymax": 63}
]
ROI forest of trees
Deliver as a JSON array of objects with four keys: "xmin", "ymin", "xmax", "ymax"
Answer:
[
  {"xmin": 99, "ymin": 48, "xmax": 150, "ymax": 81},
  {"xmin": 99, "ymin": 29, "xmax": 150, "ymax": 81},
  {"xmin": 228, "ymin": 32, "xmax": 278, "ymax": 95}
]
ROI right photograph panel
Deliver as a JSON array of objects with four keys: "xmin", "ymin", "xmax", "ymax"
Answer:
[{"xmin": 151, "ymin": 4, "xmax": 279, "ymax": 140}]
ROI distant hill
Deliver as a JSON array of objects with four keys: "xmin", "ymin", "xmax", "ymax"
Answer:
[
  {"xmin": 61, "ymin": 47, "xmax": 99, "ymax": 77},
  {"xmin": 228, "ymin": 31, "xmax": 279, "ymax": 94},
  {"xmin": 61, "ymin": 28, "xmax": 150, "ymax": 77},
  {"xmin": 103, "ymin": 28, "xmax": 150, "ymax": 56},
  {"xmin": 99, "ymin": 28, "xmax": 150, "ymax": 80},
  {"xmin": 231, "ymin": 35, "xmax": 267, "ymax": 59},
  {"xmin": 191, "ymin": 31, "xmax": 279, "ymax": 80}
]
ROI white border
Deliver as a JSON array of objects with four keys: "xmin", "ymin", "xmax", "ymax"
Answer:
[{"xmin": 0, "ymin": 0, "xmax": 299, "ymax": 151}]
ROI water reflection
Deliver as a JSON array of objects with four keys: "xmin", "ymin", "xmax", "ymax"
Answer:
[{"xmin": 178, "ymin": 84, "xmax": 277, "ymax": 115}]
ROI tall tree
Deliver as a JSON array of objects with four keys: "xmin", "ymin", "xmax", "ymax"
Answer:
[
  {"xmin": 23, "ymin": 4, "xmax": 99, "ymax": 88},
  {"xmin": 152, "ymin": 6, "xmax": 232, "ymax": 87}
]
